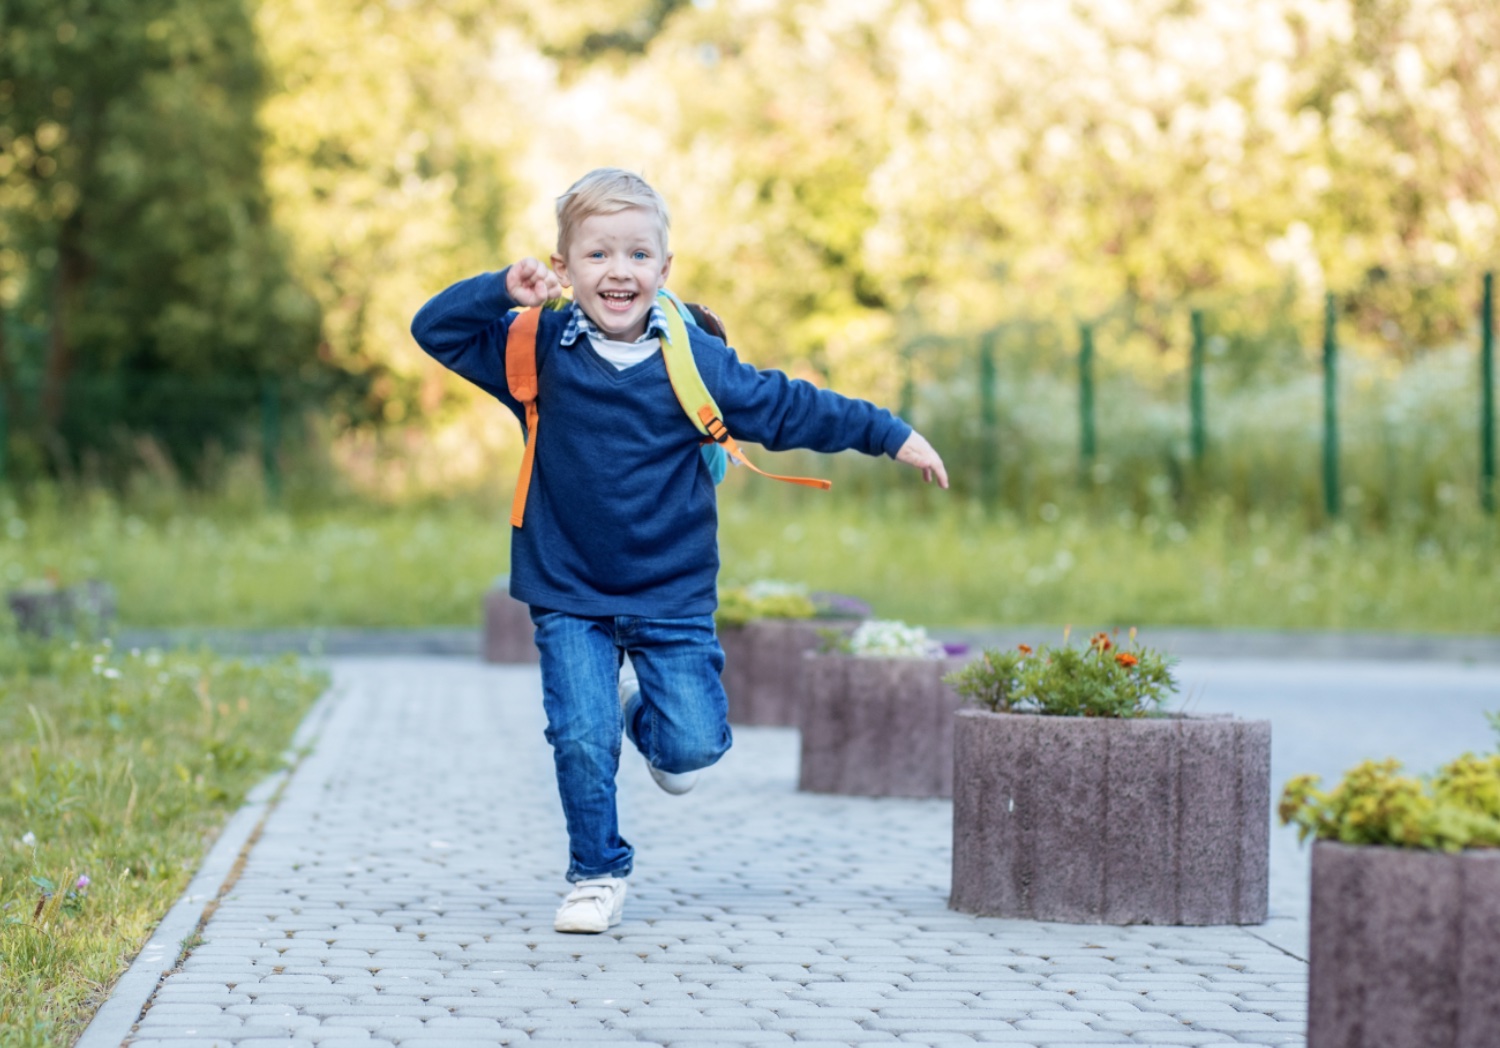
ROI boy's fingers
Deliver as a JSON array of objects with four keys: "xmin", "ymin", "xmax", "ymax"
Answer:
[{"xmin": 507, "ymin": 257, "xmax": 563, "ymax": 306}]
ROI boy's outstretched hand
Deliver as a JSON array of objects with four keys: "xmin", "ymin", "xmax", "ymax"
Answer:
[
  {"xmin": 896, "ymin": 431, "xmax": 949, "ymax": 489},
  {"xmin": 507, "ymin": 257, "xmax": 564, "ymax": 307}
]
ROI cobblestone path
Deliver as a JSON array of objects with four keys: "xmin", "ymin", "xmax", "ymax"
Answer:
[{"xmin": 121, "ymin": 657, "xmax": 1309, "ymax": 1047}]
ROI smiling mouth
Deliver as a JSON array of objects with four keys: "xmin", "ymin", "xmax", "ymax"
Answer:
[{"xmin": 599, "ymin": 291, "xmax": 636, "ymax": 311}]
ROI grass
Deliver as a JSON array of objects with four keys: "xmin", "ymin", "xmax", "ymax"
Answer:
[
  {"xmin": 0, "ymin": 481, "xmax": 1495, "ymax": 634},
  {"xmin": 719, "ymin": 487, "xmax": 1500, "ymax": 634},
  {"xmin": 0, "ymin": 637, "xmax": 326, "ymax": 1048}
]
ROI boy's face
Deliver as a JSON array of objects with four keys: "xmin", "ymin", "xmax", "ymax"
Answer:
[{"xmin": 552, "ymin": 208, "xmax": 672, "ymax": 343}]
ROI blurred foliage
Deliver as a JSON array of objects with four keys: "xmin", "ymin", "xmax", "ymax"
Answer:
[
  {"xmin": 0, "ymin": 0, "xmax": 325, "ymax": 478},
  {"xmin": 3, "ymin": 0, "xmax": 1500, "ymax": 492}
]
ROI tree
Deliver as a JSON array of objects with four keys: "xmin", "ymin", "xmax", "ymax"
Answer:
[{"xmin": 0, "ymin": 0, "xmax": 320, "ymax": 477}]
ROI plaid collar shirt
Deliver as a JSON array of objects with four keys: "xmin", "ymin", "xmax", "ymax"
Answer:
[{"xmin": 559, "ymin": 300, "xmax": 672, "ymax": 347}]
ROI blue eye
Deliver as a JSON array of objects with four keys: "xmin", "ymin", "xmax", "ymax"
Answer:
[
  {"xmin": 589, "ymin": 251, "xmax": 604, "ymax": 260},
  {"xmin": 632, "ymin": 251, "xmax": 648, "ymax": 261}
]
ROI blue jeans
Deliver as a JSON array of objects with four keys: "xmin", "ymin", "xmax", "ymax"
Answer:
[{"xmin": 529, "ymin": 607, "xmax": 733, "ymax": 882}]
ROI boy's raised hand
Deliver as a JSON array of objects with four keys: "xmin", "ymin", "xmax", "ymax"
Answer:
[
  {"xmin": 896, "ymin": 431, "xmax": 949, "ymax": 489},
  {"xmin": 506, "ymin": 257, "xmax": 564, "ymax": 307}
]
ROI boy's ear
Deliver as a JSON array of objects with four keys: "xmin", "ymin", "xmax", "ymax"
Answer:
[
  {"xmin": 658, "ymin": 251, "xmax": 673, "ymax": 287},
  {"xmin": 549, "ymin": 253, "xmax": 572, "ymax": 289}
]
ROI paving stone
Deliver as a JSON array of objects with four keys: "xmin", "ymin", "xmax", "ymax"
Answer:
[
  {"xmin": 140, "ymin": 1004, "xmax": 235, "ymax": 1020},
  {"xmin": 127, "ymin": 1042, "xmax": 300, "ymax": 1048},
  {"xmin": 632, "ymin": 1034, "xmax": 794, "ymax": 1045}
]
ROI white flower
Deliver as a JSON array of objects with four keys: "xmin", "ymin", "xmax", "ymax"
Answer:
[
  {"xmin": 21, "ymin": 831, "xmax": 36, "ymax": 847},
  {"xmin": 845, "ymin": 620, "xmax": 945, "ymax": 659}
]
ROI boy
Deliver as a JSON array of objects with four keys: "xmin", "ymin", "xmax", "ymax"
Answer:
[{"xmin": 411, "ymin": 168, "xmax": 946, "ymax": 934}]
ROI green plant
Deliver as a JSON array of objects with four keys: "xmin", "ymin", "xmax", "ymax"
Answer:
[
  {"xmin": 715, "ymin": 580, "xmax": 818, "ymax": 627},
  {"xmin": 945, "ymin": 631, "xmax": 1178, "ymax": 718},
  {"xmin": 1278, "ymin": 723, "xmax": 1500, "ymax": 851}
]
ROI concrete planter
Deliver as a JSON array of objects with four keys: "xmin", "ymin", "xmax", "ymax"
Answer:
[
  {"xmin": 7, "ymin": 580, "xmax": 116, "ymax": 638},
  {"xmin": 1307, "ymin": 841, "xmax": 1500, "ymax": 1047},
  {"xmin": 720, "ymin": 618, "xmax": 859, "ymax": 726},
  {"xmin": 481, "ymin": 576, "xmax": 538, "ymax": 664},
  {"xmin": 950, "ymin": 708, "xmax": 1270, "ymax": 924},
  {"xmin": 797, "ymin": 653, "xmax": 967, "ymax": 798}
]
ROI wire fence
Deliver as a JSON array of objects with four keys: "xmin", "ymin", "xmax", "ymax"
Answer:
[{"xmin": 868, "ymin": 272, "xmax": 1500, "ymax": 523}]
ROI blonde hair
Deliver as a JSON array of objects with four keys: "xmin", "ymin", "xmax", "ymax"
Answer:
[{"xmin": 555, "ymin": 168, "xmax": 671, "ymax": 258}]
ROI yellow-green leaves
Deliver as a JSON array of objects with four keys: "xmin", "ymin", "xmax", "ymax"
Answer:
[{"xmin": 1279, "ymin": 745, "xmax": 1500, "ymax": 852}]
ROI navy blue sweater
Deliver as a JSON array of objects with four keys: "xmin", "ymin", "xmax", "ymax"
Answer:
[{"xmin": 411, "ymin": 270, "xmax": 912, "ymax": 617}]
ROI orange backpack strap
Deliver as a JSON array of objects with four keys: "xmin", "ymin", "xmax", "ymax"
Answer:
[
  {"xmin": 695, "ymin": 406, "xmax": 832, "ymax": 490},
  {"xmin": 506, "ymin": 308, "xmax": 542, "ymax": 528}
]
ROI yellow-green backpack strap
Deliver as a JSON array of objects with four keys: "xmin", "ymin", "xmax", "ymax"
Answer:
[
  {"xmin": 657, "ymin": 292, "xmax": 718, "ymax": 439},
  {"xmin": 655, "ymin": 291, "xmax": 832, "ymax": 491}
]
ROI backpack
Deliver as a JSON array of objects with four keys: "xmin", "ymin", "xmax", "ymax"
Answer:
[{"xmin": 504, "ymin": 290, "xmax": 831, "ymax": 528}]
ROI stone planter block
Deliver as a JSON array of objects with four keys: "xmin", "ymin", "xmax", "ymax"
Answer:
[
  {"xmin": 717, "ymin": 623, "xmax": 754, "ymax": 720},
  {"xmin": 950, "ymin": 709, "xmax": 1270, "ymax": 925},
  {"xmin": 8, "ymin": 580, "xmax": 116, "ymax": 638},
  {"xmin": 1308, "ymin": 841, "xmax": 1500, "ymax": 1048},
  {"xmin": 721, "ymin": 618, "xmax": 858, "ymax": 726},
  {"xmin": 482, "ymin": 576, "xmax": 538, "ymax": 664},
  {"xmin": 797, "ymin": 654, "xmax": 966, "ymax": 798}
]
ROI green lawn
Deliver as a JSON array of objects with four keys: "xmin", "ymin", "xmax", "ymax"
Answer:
[
  {"xmin": 0, "ymin": 639, "xmax": 326, "ymax": 1048},
  {"xmin": 0, "ymin": 484, "xmax": 1495, "ymax": 634}
]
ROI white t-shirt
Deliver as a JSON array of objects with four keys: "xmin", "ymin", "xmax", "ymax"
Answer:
[{"xmin": 590, "ymin": 336, "xmax": 661, "ymax": 370}]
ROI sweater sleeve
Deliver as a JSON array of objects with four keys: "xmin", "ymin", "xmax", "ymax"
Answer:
[
  {"xmin": 706, "ymin": 338, "xmax": 912, "ymax": 459},
  {"xmin": 410, "ymin": 268, "xmax": 520, "ymax": 406}
]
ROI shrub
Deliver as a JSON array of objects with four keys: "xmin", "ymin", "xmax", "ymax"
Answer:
[
  {"xmin": 1278, "ymin": 718, "xmax": 1500, "ymax": 851},
  {"xmin": 716, "ymin": 580, "xmax": 818, "ymax": 626},
  {"xmin": 945, "ymin": 631, "xmax": 1178, "ymax": 718}
]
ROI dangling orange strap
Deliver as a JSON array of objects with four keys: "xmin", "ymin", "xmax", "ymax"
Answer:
[
  {"xmin": 696, "ymin": 406, "xmax": 833, "ymax": 490},
  {"xmin": 506, "ymin": 308, "xmax": 542, "ymax": 527}
]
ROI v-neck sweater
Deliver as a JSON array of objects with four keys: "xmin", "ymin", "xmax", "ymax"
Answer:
[{"xmin": 411, "ymin": 269, "xmax": 912, "ymax": 617}]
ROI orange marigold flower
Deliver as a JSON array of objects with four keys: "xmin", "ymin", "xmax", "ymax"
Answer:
[
  {"xmin": 1017, "ymin": 644, "xmax": 1033, "ymax": 655},
  {"xmin": 1090, "ymin": 631, "xmax": 1113, "ymax": 652},
  {"xmin": 1115, "ymin": 652, "xmax": 1139, "ymax": 668}
]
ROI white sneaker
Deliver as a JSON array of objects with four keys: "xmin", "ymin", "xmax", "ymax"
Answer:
[
  {"xmin": 648, "ymin": 764, "xmax": 699, "ymax": 795},
  {"xmin": 554, "ymin": 876, "xmax": 627, "ymax": 934},
  {"xmin": 619, "ymin": 659, "xmax": 700, "ymax": 795}
]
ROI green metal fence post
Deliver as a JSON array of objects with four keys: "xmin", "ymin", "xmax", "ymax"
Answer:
[
  {"xmin": 1189, "ymin": 310, "xmax": 1207, "ymax": 465},
  {"xmin": 979, "ymin": 329, "xmax": 999, "ymax": 503},
  {"xmin": 898, "ymin": 342, "xmax": 914, "ymax": 423},
  {"xmin": 1322, "ymin": 292, "xmax": 1340, "ymax": 518},
  {"xmin": 1079, "ymin": 322, "xmax": 1096, "ymax": 479},
  {"xmin": 0, "ymin": 383, "xmax": 8, "ymax": 488},
  {"xmin": 1482, "ymin": 271, "xmax": 1495, "ymax": 514},
  {"xmin": 261, "ymin": 378, "xmax": 281, "ymax": 502}
]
